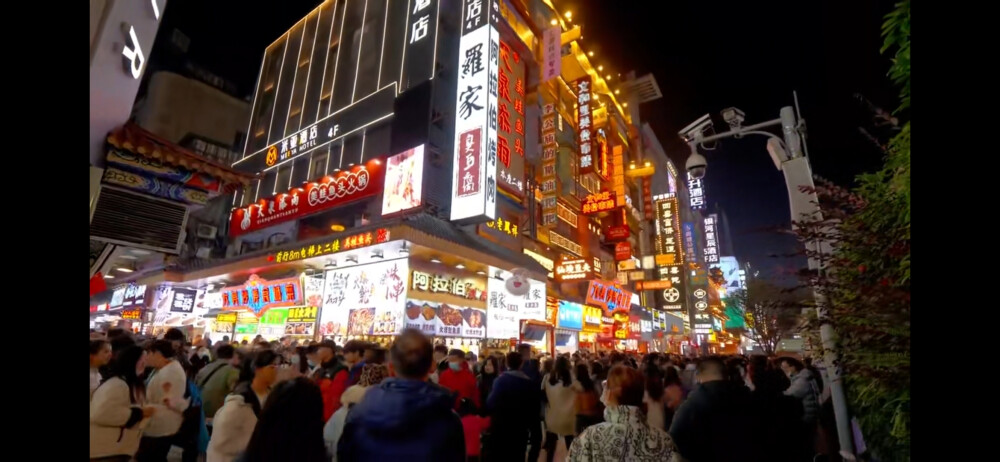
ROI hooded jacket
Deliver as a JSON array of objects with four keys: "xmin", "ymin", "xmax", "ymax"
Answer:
[
  {"xmin": 668, "ymin": 380, "xmax": 756, "ymax": 462},
  {"xmin": 337, "ymin": 378, "xmax": 465, "ymax": 462},
  {"xmin": 90, "ymin": 377, "xmax": 148, "ymax": 459},
  {"xmin": 438, "ymin": 361, "xmax": 480, "ymax": 409},
  {"xmin": 206, "ymin": 382, "xmax": 264, "ymax": 462}
]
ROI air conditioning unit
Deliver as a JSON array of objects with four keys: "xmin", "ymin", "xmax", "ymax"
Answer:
[{"xmin": 196, "ymin": 224, "xmax": 218, "ymax": 239}]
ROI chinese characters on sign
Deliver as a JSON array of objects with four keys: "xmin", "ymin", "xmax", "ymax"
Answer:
[
  {"xmin": 703, "ymin": 214, "xmax": 720, "ymax": 264},
  {"xmin": 614, "ymin": 242, "xmax": 632, "ymax": 261},
  {"xmin": 549, "ymin": 230, "xmax": 583, "ymax": 256},
  {"xmin": 582, "ymin": 191, "xmax": 616, "ymax": 214},
  {"xmin": 642, "ymin": 177, "xmax": 653, "ymax": 220},
  {"xmin": 169, "ymin": 288, "xmax": 197, "ymax": 313},
  {"xmin": 450, "ymin": 0, "xmax": 500, "ymax": 221},
  {"xmin": 574, "ymin": 77, "xmax": 595, "ymax": 175},
  {"xmin": 402, "ymin": 0, "xmax": 441, "ymax": 92},
  {"xmin": 656, "ymin": 264, "xmax": 686, "ymax": 312},
  {"xmin": 221, "ymin": 275, "xmax": 303, "ymax": 317},
  {"xmin": 612, "ymin": 145, "xmax": 626, "ymax": 207},
  {"xmin": 557, "ymin": 203, "xmax": 578, "ymax": 227},
  {"xmin": 554, "ymin": 258, "xmax": 592, "ymax": 282},
  {"xmin": 541, "ymin": 26, "xmax": 561, "ymax": 81},
  {"xmin": 410, "ymin": 270, "xmax": 487, "ymax": 301},
  {"xmin": 687, "ymin": 172, "xmax": 706, "ymax": 210},
  {"xmin": 485, "ymin": 217, "xmax": 519, "ymax": 237},
  {"xmin": 110, "ymin": 283, "xmax": 147, "ymax": 310},
  {"xmin": 121, "ymin": 309, "xmax": 142, "ymax": 320},
  {"xmin": 271, "ymin": 229, "xmax": 390, "ymax": 263},
  {"xmin": 654, "ymin": 197, "xmax": 682, "ymax": 264},
  {"xmin": 275, "ymin": 122, "xmax": 323, "ymax": 163},
  {"xmin": 496, "ymin": 39, "xmax": 526, "ymax": 197},
  {"xmin": 230, "ymin": 160, "xmax": 383, "ymax": 237},
  {"xmin": 540, "ymin": 102, "xmax": 558, "ymax": 227},
  {"xmin": 586, "ymin": 279, "xmax": 634, "ymax": 315},
  {"xmin": 605, "ymin": 225, "xmax": 629, "ymax": 242}
]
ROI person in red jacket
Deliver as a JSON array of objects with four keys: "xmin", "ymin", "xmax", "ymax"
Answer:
[
  {"xmin": 311, "ymin": 340, "xmax": 347, "ymax": 422},
  {"xmin": 439, "ymin": 348, "xmax": 480, "ymax": 410}
]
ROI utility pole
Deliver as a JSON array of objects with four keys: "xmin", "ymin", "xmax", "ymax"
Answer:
[{"xmin": 682, "ymin": 99, "xmax": 856, "ymax": 459}]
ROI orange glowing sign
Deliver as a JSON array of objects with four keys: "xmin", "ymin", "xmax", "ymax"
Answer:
[{"xmin": 582, "ymin": 191, "xmax": 616, "ymax": 214}]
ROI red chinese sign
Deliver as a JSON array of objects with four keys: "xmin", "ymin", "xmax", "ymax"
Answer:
[
  {"xmin": 269, "ymin": 228, "xmax": 391, "ymax": 264},
  {"xmin": 496, "ymin": 40, "xmax": 526, "ymax": 198},
  {"xmin": 615, "ymin": 242, "xmax": 632, "ymax": 261},
  {"xmin": 221, "ymin": 275, "xmax": 302, "ymax": 317},
  {"xmin": 605, "ymin": 225, "xmax": 630, "ymax": 242},
  {"xmin": 582, "ymin": 191, "xmax": 616, "ymax": 214},
  {"xmin": 642, "ymin": 177, "xmax": 653, "ymax": 220},
  {"xmin": 595, "ymin": 129, "xmax": 610, "ymax": 180},
  {"xmin": 456, "ymin": 128, "xmax": 482, "ymax": 198},
  {"xmin": 586, "ymin": 279, "xmax": 634, "ymax": 315},
  {"xmin": 575, "ymin": 76, "xmax": 595, "ymax": 175},
  {"xmin": 229, "ymin": 159, "xmax": 384, "ymax": 237}
]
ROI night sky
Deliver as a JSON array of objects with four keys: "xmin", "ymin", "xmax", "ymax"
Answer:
[{"xmin": 146, "ymin": 0, "xmax": 900, "ymax": 286}]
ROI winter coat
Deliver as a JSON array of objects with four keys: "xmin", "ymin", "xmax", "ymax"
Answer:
[
  {"xmin": 751, "ymin": 388, "xmax": 805, "ymax": 462},
  {"xmin": 196, "ymin": 360, "xmax": 239, "ymax": 421},
  {"xmin": 90, "ymin": 377, "xmax": 148, "ymax": 459},
  {"xmin": 313, "ymin": 358, "xmax": 349, "ymax": 422},
  {"xmin": 461, "ymin": 414, "xmax": 490, "ymax": 457},
  {"xmin": 485, "ymin": 370, "xmax": 537, "ymax": 436},
  {"xmin": 668, "ymin": 380, "xmax": 756, "ymax": 462},
  {"xmin": 206, "ymin": 384, "xmax": 264, "ymax": 462},
  {"xmin": 542, "ymin": 374, "xmax": 577, "ymax": 437},
  {"xmin": 144, "ymin": 359, "xmax": 190, "ymax": 437},
  {"xmin": 568, "ymin": 405, "xmax": 680, "ymax": 462},
  {"xmin": 784, "ymin": 368, "xmax": 820, "ymax": 424},
  {"xmin": 439, "ymin": 362, "xmax": 480, "ymax": 409},
  {"xmin": 324, "ymin": 385, "xmax": 370, "ymax": 461},
  {"xmin": 337, "ymin": 378, "xmax": 465, "ymax": 462}
]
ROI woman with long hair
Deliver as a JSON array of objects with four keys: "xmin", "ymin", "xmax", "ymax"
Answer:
[
  {"xmin": 237, "ymin": 377, "xmax": 328, "ymax": 462},
  {"xmin": 91, "ymin": 345, "xmax": 156, "ymax": 461},
  {"xmin": 662, "ymin": 365, "xmax": 685, "ymax": 429},
  {"xmin": 91, "ymin": 339, "xmax": 112, "ymax": 400},
  {"xmin": 572, "ymin": 363, "xmax": 602, "ymax": 436},
  {"xmin": 643, "ymin": 361, "xmax": 668, "ymax": 431},
  {"xmin": 542, "ymin": 356, "xmax": 576, "ymax": 462},
  {"xmin": 476, "ymin": 356, "xmax": 500, "ymax": 414}
]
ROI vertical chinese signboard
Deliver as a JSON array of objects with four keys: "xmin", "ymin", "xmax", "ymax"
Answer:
[
  {"xmin": 682, "ymin": 222, "xmax": 699, "ymax": 265},
  {"xmin": 451, "ymin": 0, "xmax": 500, "ymax": 222},
  {"xmin": 574, "ymin": 77, "xmax": 595, "ymax": 175},
  {"xmin": 703, "ymin": 214, "xmax": 720, "ymax": 264},
  {"xmin": 654, "ymin": 197, "xmax": 681, "ymax": 266},
  {"xmin": 687, "ymin": 172, "xmax": 706, "ymax": 211},
  {"xmin": 541, "ymin": 26, "xmax": 561, "ymax": 82},
  {"xmin": 612, "ymin": 145, "xmax": 626, "ymax": 207},
  {"xmin": 496, "ymin": 40, "xmax": 526, "ymax": 198},
  {"xmin": 540, "ymin": 101, "xmax": 558, "ymax": 227},
  {"xmin": 655, "ymin": 264, "xmax": 686, "ymax": 314},
  {"xmin": 642, "ymin": 177, "xmax": 653, "ymax": 220}
]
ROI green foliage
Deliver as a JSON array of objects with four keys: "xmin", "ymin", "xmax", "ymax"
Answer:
[{"xmin": 792, "ymin": 2, "xmax": 910, "ymax": 460}]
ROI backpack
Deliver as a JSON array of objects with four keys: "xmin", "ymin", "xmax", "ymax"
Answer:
[{"xmin": 173, "ymin": 379, "xmax": 209, "ymax": 453}]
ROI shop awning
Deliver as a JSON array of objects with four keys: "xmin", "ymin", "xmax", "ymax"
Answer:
[{"xmin": 106, "ymin": 123, "xmax": 256, "ymax": 190}]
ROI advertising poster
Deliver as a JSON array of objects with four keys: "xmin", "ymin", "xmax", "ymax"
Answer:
[
  {"xmin": 556, "ymin": 301, "xmax": 584, "ymax": 331},
  {"xmin": 486, "ymin": 266, "xmax": 546, "ymax": 339},
  {"xmin": 319, "ymin": 259, "xmax": 409, "ymax": 337},
  {"xmin": 169, "ymin": 288, "xmax": 198, "ymax": 314},
  {"xmin": 285, "ymin": 306, "xmax": 318, "ymax": 336},
  {"xmin": 403, "ymin": 299, "xmax": 487, "ymax": 338},
  {"xmin": 258, "ymin": 308, "xmax": 288, "ymax": 338},
  {"xmin": 214, "ymin": 312, "xmax": 237, "ymax": 336},
  {"xmin": 382, "ymin": 145, "xmax": 425, "ymax": 216}
]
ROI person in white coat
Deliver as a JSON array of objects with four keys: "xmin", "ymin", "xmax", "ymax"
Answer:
[
  {"xmin": 136, "ymin": 340, "xmax": 190, "ymax": 462},
  {"xmin": 542, "ymin": 356, "xmax": 577, "ymax": 462},
  {"xmin": 207, "ymin": 349, "xmax": 281, "ymax": 462},
  {"xmin": 91, "ymin": 345, "xmax": 157, "ymax": 462}
]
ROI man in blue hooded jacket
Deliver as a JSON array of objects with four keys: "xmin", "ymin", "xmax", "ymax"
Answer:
[{"xmin": 338, "ymin": 329, "xmax": 464, "ymax": 462}]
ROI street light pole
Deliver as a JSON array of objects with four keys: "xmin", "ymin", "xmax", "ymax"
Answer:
[{"xmin": 686, "ymin": 104, "xmax": 856, "ymax": 459}]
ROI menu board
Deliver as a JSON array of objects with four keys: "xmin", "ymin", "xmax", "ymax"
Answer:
[
  {"xmin": 285, "ymin": 306, "xmax": 317, "ymax": 336},
  {"xmin": 258, "ymin": 308, "xmax": 288, "ymax": 337},
  {"xmin": 486, "ymin": 266, "xmax": 546, "ymax": 339},
  {"xmin": 235, "ymin": 311, "xmax": 259, "ymax": 335},
  {"xmin": 214, "ymin": 312, "xmax": 237, "ymax": 335},
  {"xmin": 404, "ymin": 299, "xmax": 487, "ymax": 338},
  {"xmin": 320, "ymin": 259, "xmax": 409, "ymax": 337}
]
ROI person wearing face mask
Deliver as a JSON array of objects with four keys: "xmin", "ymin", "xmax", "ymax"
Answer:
[
  {"xmin": 568, "ymin": 366, "xmax": 680, "ymax": 462},
  {"xmin": 439, "ymin": 348, "xmax": 480, "ymax": 410}
]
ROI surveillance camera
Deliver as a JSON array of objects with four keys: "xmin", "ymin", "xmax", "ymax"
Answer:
[
  {"xmin": 721, "ymin": 107, "xmax": 745, "ymax": 128},
  {"xmin": 686, "ymin": 151, "xmax": 707, "ymax": 180},
  {"xmin": 678, "ymin": 113, "xmax": 713, "ymax": 143}
]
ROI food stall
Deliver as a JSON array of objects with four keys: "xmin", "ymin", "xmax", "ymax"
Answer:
[
  {"xmin": 218, "ymin": 274, "xmax": 304, "ymax": 343},
  {"xmin": 209, "ymin": 312, "xmax": 237, "ymax": 343},
  {"xmin": 404, "ymin": 263, "xmax": 489, "ymax": 356},
  {"xmin": 257, "ymin": 308, "xmax": 288, "ymax": 340},
  {"xmin": 318, "ymin": 258, "xmax": 409, "ymax": 345},
  {"xmin": 579, "ymin": 305, "xmax": 602, "ymax": 353}
]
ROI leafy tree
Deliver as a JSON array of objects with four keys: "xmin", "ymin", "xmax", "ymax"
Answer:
[
  {"xmin": 792, "ymin": 1, "xmax": 910, "ymax": 460},
  {"xmin": 728, "ymin": 280, "xmax": 801, "ymax": 356}
]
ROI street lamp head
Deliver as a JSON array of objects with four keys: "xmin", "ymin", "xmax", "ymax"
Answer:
[{"xmin": 685, "ymin": 146, "xmax": 707, "ymax": 180}]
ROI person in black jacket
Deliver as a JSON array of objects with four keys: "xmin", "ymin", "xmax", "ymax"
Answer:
[
  {"xmin": 483, "ymin": 351, "xmax": 537, "ymax": 462},
  {"xmin": 668, "ymin": 356, "xmax": 756, "ymax": 462},
  {"xmin": 748, "ymin": 359, "xmax": 806, "ymax": 462}
]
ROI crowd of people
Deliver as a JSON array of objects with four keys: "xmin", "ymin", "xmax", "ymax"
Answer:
[{"xmin": 90, "ymin": 327, "xmax": 830, "ymax": 462}]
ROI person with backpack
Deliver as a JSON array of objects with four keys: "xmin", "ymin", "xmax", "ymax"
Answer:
[
  {"xmin": 207, "ymin": 349, "xmax": 281, "ymax": 462},
  {"xmin": 196, "ymin": 344, "xmax": 240, "ymax": 430},
  {"xmin": 91, "ymin": 345, "xmax": 157, "ymax": 461},
  {"xmin": 136, "ymin": 340, "xmax": 190, "ymax": 462}
]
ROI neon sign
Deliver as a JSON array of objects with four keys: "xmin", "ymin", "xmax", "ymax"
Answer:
[
  {"xmin": 222, "ymin": 275, "xmax": 302, "ymax": 317},
  {"xmin": 271, "ymin": 228, "xmax": 390, "ymax": 263},
  {"xmin": 582, "ymin": 191, "xmax": 616, "ymax": 214}
]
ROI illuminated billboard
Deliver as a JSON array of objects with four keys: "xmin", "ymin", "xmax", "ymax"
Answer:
[{"xmin": 382, "ymin": 145, "xmax": 425, "ymax": 216}]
